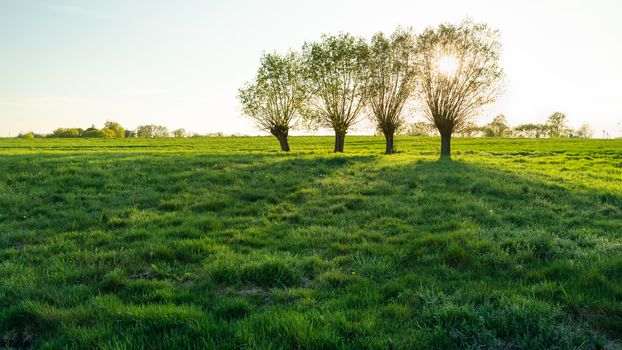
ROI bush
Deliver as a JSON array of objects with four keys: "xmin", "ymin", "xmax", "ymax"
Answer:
[
  {"xmin": 18, "ymin": 132, "xmax": 35, "ymax": 139},
  {"xmin": 82, "ymin": 129, "xmax": 116, "ymax": 139},
  {"xmin": 50, "ymin": 128, "xmax": 82, "ymax": 138},
  {"xmin": 102, "ymin": 129, "xmax": 116, "ymax": 139},
  {"xmin": 104, "ymin": 121, "xmax": 125, "ymax": 138}
]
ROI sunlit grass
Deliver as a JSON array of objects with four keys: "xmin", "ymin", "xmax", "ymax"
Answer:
[{"xmin": 0, "ymin": 136, "xmax": 620, "ymax": 348}]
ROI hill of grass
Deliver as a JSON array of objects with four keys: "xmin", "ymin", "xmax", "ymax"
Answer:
[{"xmin": 0, "ymin": 136, "xmax": 621, "ymax": 349}]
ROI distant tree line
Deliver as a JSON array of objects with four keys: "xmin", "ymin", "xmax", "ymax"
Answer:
[
  {"xmin": 18, "ymin": 122, "xmax": 191, "ymax": 139},
  {"xmin": 405, "ymin": 112, "xmax": 594, "ymax": 139}
]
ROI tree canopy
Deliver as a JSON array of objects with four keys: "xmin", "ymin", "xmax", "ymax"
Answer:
[
  {"xmin": 416, "ymin": 20, "xmax": 504, "ymax": 158},
  {"xmin": 366, "ymin": 28, "xmax": 418, "ymax": 154},
  {"xmin": 104, "ymin": 121, "xmax": 126, "ymax": 138},
  {"xmin": 485, "ymin": 114, "xmax": 510, "ymax": 137},
  {"xmin": 302, "ymin": 33, "xmax": 370, "ymax": 152},
  {"xmin": 546, "ymin": 112, "xmax": 571, "ymax": 138},
  {"xmin": 136, "ymin": 125, "xmax": 169, "ymax": 138},
  {"xmin": 238, "ymin": 52, "xmax": 308, "ymax": 151}
]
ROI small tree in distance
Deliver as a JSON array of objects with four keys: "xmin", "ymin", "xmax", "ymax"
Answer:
[
  {"xmin": 302, "ymin": 33, "xmax": 370, "ymax": 152},
  {"xmin": 546, "ymin": 112, "xmax": 570, "ymax": 138},
  {"xmin": 136, "ymin": 125, "xmax": 169, "ymax": 138},
  {"xmin": 238, "ymin": 52, "xmax": 308, "ymax": 152},
  {"xmin": 404, "ymin": 121, "xmax": 437, "ymax": 136},
  {"xmin": 366, "ymin": 28, "xmax": 418, "ymax": 154},
  {"xmin": 416, "ymin": 20, "xmax": 504, "ymax": 159},
  {"xmin": 136, "ymin": 125, "xmax": 155, "ymax": 138},
  {"xmin": 513, "ymin": 123, "xmax": 546, "ymax": 138},
  {"xmin": 575, "ymin": 123, "xmax": 593, "ymax": 138},
  {"xmin": 104, "ymin": 121, "xmax": 125, "ymax": 138},
  {"xmin": 173, "ymin": 128, "xmax": 188, "ymax": 138},
  {"xmin": 455, "ymin": 121, "xmax": 483, "ymax": 137},
  {"xmin": 485, "ymin": 114, "xmax": 510, "ymax": 137}
]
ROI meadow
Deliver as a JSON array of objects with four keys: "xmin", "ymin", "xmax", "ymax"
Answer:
[{"xmin": 0, "ymin": 136, "xmax": 621, "ymax": 349}]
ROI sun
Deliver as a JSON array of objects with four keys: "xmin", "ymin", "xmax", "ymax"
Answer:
[{"xmin": 437, "ymin": 55, "xmax": 459, "ymax": 76}]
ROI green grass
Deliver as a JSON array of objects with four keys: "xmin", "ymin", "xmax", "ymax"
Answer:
[{"xmin": 0, "ymin": 136, "xmax": 621, "ymax": 349}]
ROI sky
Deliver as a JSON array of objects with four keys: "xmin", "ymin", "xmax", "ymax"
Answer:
[{"xmin": 1, "ymin": 0, "xmax": 621, "ymax": 137}]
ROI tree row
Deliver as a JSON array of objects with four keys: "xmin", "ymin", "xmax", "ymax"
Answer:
[{"xmin": 239, "ymin": 19, "xmax": 503, "ymax": 158}]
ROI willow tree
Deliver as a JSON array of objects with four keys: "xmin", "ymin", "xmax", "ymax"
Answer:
[
  {"xmin": 238, "ymin": 52, "xmax": 307, "ymax": 151},
  {"xmin": 302, "ymin": 33, "xmax": 369, "ymax": 152},
  {"xmin": 366, "ymin": 28, "xmax": 418, "ymax": 154},
  {"xmin": 416, "ymin": 20, "xmax": 503, "ymax": 159}
]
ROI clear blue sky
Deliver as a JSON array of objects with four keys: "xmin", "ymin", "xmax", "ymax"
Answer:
[{"xmin": 1, "ymin": 0, "xmax": 621, "ymax": 137}]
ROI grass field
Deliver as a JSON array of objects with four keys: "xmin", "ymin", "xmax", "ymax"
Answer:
[{"xmin": 0, "ymin": 136, "xmax": 621, "ymax": 349}]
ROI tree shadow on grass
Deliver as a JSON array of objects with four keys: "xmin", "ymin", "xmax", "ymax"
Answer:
[
  {"xmin": 230, "ymin": 156, "xmax": 621, "ymax": 346},
  {"xmin": 0, "ymin": 153, "xmax": 378, "ymax": 234},
  {"xmin": 1, "ymin": 153, "xmax": 620, "ymax": 348},
  {"xmin": 353, "ymin": 159, "xmax": 622, "ymax": 341},
  {"xmin": 218, "ymin": 157, "xmax": 622, "ymax": 347},
  {"xmin": 0, "ymin": 152, "xmax": 382, "ymax": 348}
]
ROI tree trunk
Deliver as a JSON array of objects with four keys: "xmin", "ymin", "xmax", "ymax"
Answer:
[
  {"xmin": 440, "ymin": 133, "xmax": 451, "ymax": 159},
  {"xmin": 334, "ymin": 132, "xmax": 346, "ymax": 153},
  {"xmin": 276, "ymin": 133, "xmax": 290, "ymax": 152},
  {"xmin": 384, "ymin": 132, "xmax": 395, "ymax": 154}
]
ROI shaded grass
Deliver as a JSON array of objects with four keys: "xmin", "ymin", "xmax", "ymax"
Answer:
[{"xmin": 0, "ymin": 136, "xmax": 621, "ymax": 349}]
